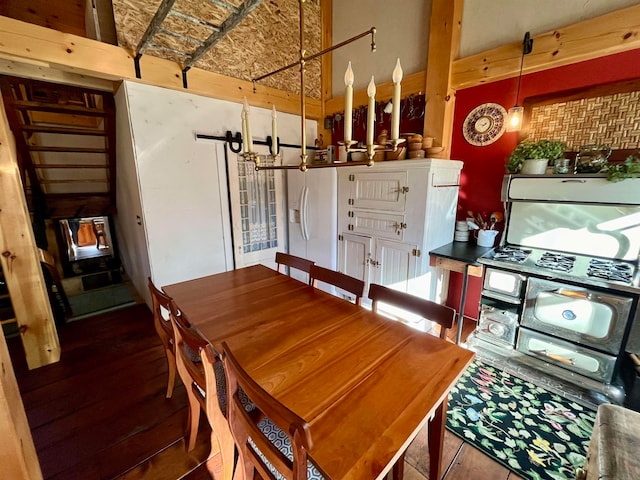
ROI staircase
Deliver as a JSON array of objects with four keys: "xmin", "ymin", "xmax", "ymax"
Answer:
[{"xmin": 0, "ymin": 75, "xmax": 117, "ymax": 219}]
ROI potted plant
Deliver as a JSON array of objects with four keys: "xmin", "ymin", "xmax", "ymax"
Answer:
[{"xmin": 507, "ymin": 139, "xmax": 566, "ymax": 174}]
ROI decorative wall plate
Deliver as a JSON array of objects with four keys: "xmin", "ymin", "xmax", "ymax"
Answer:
[{"xmin": 462, "ymin": 103, "xmax": 507, "ymax": 146}]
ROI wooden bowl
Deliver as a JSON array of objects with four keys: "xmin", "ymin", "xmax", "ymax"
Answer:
[
  {"xmin": 422, "ymin": 136, "xmax": 434, "ymax": 149},
  {"xmin": 386, "ymin": 147, "xmax": 406, "ymax": 161},
  {"xmin": 408, "ymin": 150, "xmax": 425, "ymax": 159},
  {"xmin": 407, "ymin": 142, "xmax": 423, "ymax": 151},
  {"xmin": 425, "ymin": 146, "xmax": 444, "ymax": 156}
]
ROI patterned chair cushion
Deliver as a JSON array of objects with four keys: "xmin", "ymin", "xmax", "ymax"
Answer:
[
  {"xmin": 211, "ymin": 360, "xmax": 253, "ymax": 414},
  {"xmin": 248, "ymin": 417, "xmax": 325, "ymax": 480}
]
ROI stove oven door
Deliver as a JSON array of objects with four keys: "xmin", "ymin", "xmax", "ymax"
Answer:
[{"xmin": 522, "ymin": 277, "xmax": 632, "ymax": 354}]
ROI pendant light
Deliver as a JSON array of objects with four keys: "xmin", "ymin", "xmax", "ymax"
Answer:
[{"xmin": 506, "ymin": 32, "xmax": 534, "ymax": 132}]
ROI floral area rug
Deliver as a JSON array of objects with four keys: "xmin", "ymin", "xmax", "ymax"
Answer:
[{"xmin": 446, "ymin": 360, "xmax": 596, "ymax": 480}]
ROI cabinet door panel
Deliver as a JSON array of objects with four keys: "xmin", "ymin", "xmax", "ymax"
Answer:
[
  {"xmin": 351, "ymin": 211, "xmax": 406, "ymax": 240},
  {"xmin": 339, "ymin": 233, "xmax": 372, "ymax": 283},
  {"xmin": 373, "ymin": 239, "xmax": 418, "ymax": 293},
  {"xmin": 352, "ymin": 171, "xmax": 408, "ymax": 211}
]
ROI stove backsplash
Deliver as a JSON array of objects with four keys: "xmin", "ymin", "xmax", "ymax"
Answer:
[
  {"xmin": 507, "ymin": 202, "xmax": 640, "ymax": 262},
  {"xmin": 501, "ymin": 175, "xmax": 640, "ymax": 265}
]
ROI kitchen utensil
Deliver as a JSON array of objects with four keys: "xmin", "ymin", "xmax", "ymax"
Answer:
[{"xmin": 467, "ymin": 220, "xmax": 480, "ymax": 230}]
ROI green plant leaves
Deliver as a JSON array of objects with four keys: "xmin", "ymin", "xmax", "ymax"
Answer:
[{"xmin": 605, "ymin": 155, "xmax": 640, "ymax": 182}]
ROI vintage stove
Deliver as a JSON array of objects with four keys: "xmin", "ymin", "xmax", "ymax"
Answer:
[{"xmin": 467, "ymin": 174, "xmax": 640, "ymax": 408}]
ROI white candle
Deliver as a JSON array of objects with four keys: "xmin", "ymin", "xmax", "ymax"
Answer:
[
  {"xmin": 241, "ymin": 109, "xmax": 248, "ymax": 153},
  {"xmin": 343, "ymin": 62, "xmax": 354, "ymax": 143},
  {"xmin": 243, "ymin": 97, "xmax": 253, "ymax": 152},
  {"xmin": 366, "ymin": 76, "xmax": 376, "ymax": 146},
  {"xmin": 391, "ymin": 58, "xmax": 403, "ymax": 141},
  {"xmin": 271, "ymin": 105, "xmax": 278, "ymax": 155}
]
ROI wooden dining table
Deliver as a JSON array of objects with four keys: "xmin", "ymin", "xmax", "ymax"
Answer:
[{"xmin": 164, "ymin": 265, "xmax": 474, "ymax": 480}]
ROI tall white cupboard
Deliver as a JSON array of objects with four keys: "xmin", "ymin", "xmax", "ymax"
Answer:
[{"xmin": 337, "ymin": 159, "xmax": 463, "ymax": 304}]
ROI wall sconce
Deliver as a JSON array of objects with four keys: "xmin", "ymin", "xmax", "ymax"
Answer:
[{"xmin": 506, "ymin": 32, "xmax": 534, "ymax": 132}]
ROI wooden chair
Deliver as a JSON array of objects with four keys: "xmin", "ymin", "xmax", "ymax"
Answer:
[
  {"xmin": 169, "ymin": 300, "xmax": 208, "ymax": 452},
  {"xmin": 368, "ymin": 283, "xmax": 455, "ymax": 339},
  {"xmin": 222, "ymin": 341, "xmax": 324, "ymax": 480},
  {"xmin": 368, "ymin": 283, "xmax": 456, "ymax": 479},
  {"xmin": 201, "ymin": 344, "xmax": 236, "ymax": 480},
  {"xmin": 148, "ymin": 277, "xmax": 177, "ymax": 398},
  {"xmin": 275, "ymin": 252, "xmax": 315, "ymax": 285},
  {"xmin": 309, "ymin": 264, "xmax": 365, "ymax": 305}
]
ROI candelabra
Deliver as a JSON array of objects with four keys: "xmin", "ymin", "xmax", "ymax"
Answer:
[{"xmin": 240, "ymin": 0, "xmax": 403, "ymax": 171}]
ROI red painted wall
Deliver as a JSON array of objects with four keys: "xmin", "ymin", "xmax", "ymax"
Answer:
[{"xmin": 448, "ymin": 48, "xmax": 640, "ymax": 319}]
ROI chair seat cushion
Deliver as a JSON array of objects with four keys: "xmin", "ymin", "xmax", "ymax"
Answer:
[
  {"xmin": 248, "ymin": 417, "xmax": 324, "ymax": 480},
  {"xmin": 212, "ymin": 361, "xmax": 253, "ymax": 414}
]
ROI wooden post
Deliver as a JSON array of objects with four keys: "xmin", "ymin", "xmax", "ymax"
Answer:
[
  {"xmin": 0, "ymin": 93, "xmax": 60, "ymax": 369},
  {"xmin": 0, "ymin": 327, "xmax": 44, "ymax": 479},
  {"xmin": 319, "ymin": 0, "xmax": 332, "ymax": 145},
  {"xmin": 423, "ymin": 0, "xmax": 463, "ymax": 159}
]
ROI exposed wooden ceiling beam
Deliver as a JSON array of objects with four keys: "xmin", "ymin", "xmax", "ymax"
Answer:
[
  {"xmin": 423, "ymin": 0, "xmax": 463, "ymax": 158},
  {"xmin": 184, "ymin": 0, "xmax": 265, "ymax": 69},
  {"xmin": 135, "ymin": 0, "xmax": 177, "ymax": 56},
  {"xmin": 451, "ymin": 3, "xmax": 640, "ymax": 90}
]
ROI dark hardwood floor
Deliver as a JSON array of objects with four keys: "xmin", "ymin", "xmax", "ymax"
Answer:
[{"xmin": 7, "ymin": 305, "xmax": 520, "ymax": 480}]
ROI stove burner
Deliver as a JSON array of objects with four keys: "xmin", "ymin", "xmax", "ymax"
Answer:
[
  {"xmin": 587, "ymin": 259, "xmax": 634, "ymax": 284},
  {"xmin": 535, "ymin": 252, "xmax": 576, "ymax": 272},
  {"xmin": 493, "ymin": 246, "xmax": 531, "ymax": 263}
]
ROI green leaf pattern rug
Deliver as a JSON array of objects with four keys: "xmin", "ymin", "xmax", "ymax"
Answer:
[{"xmin": 446, "ymin": 361, "xmax": 596, "ymax": 480}]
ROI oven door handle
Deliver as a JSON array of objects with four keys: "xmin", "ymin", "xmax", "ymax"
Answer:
[
  {"xmin": 553, "ymin": 288, "xmax": 590, "ymax": 300},
  {"xmin": 530, "ymin": 349, "xmax": 576, "ymax": 365}
]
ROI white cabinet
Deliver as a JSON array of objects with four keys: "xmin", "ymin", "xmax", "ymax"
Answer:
[{"xmin": 338, "ymin": 159, "xmax": 462, "ymax": 303}]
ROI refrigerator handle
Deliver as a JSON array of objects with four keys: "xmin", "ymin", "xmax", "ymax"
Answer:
[{"xmin": 301, "ymin": 186, "xmax": 310, "ymax": 241}]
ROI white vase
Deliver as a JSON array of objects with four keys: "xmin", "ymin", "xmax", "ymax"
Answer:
[{"xmin": 520, "ymin": 158, "xmax": 549, "ymax": 175}]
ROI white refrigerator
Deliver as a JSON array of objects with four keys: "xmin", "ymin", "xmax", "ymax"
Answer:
[{"xmin": 286, "ymin": 167, "xmax": 338, "ymax": 290}]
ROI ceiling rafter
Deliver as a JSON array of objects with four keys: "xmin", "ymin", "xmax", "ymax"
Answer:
[{"xmin": 134, "ymin": 0, "xmax": 266, "ymax": 88}]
